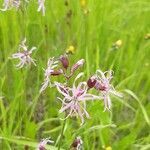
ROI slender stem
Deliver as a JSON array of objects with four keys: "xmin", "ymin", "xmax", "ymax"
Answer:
[{"xmin": 57, "ymin": 118, "xmax": 67, "ymax": 150}]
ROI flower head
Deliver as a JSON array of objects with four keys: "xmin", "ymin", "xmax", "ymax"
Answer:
[
  {"xmin": 0, "ymin": 0, "xmax": 21, "ymax": 11},
  {"xmin": 80, "ymin": 0, "xmax": 86, "ymax": 8},
  {"xmin": 40, "ymin": 57, "xmax": 63, "ymax": 93},
  {"xmin": 112, "ymin": 40, "xmax": 122, "ymax": 49},
  {"xmin": 37, "ymin": 0, "xmax": 45, "ymax": 16},
  {"xmin": 12, "ymin": 38, "xmax": 36, "ymax": 69},
  {"xmin": 105, "ymin": 146, "xmax": 112, "ymax": 150},
  {"xmin": 66, "ymin": 45, "xmax": 75, "ymax": 54},
  {"xmin": 37, "ymin": 138, "xmax": 54, "ymax": 150},
  {"xmin": 94, "ymin": 70, "xmax": 122, "ymax": 111},
  {"xmin": 55, "ymin": 73, "xmax": 100, "ymax": 125}
]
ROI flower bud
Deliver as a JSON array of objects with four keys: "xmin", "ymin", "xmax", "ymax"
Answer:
[
  {"xmin": 51, "ymin": 69, "xmax": 63, "ymax": 76},
  {"xmin": 87, "ymin": 76, "xmax": 96, "ymax": 88},
  {"xmin": 60, "ymin": 55, "xmax": 69, "ymax": 69},
  {"xmin": 71, "ymin": 59, "xmax": 85, "ymax": 73},
  {"xmin": 70, "ymin": 136, "xmax": 83, "ymax": 150}
]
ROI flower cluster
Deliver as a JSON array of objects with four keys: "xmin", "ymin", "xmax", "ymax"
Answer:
[
  {"xmin": 11, "ymin": 39, "xmax": 122, "ymax": 124},
  {"xmin": 39, "ymin": 54, "xmax": 122, "ymax": 125},
  {"xmin": 11, "ymin": 38, "xmax": 123, "ymax": 148},
  {"xmin": 40, "ymin": 54, "xmax": 85, "ymax": 93}
]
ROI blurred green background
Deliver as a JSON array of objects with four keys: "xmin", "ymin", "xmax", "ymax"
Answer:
[{"xmin": 0, "ymin": 0, "xmax": 150, "ymax": 149}]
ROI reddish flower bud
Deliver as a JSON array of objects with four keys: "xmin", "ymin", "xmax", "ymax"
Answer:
[
  {"xmin": 71, "ymin": 59, "xmax": 85, "ymax": 73},
  {"xmin": 60, "ymin": 55, "xmax": 69, "ymax": 69},
  {"xmin": 39, "ymin": 146, "xmax": 45, "ymax": 150},
  {"xmin": 71, "ymin": 136, "xmax": 83, "ymax": 149},
  {"xmin": 87, "ymin": 76, "xmax": 96, "ymax": 88},
  {"xmin": 51, "ymin": 69, "xmax": 63, "ymax": 76}
]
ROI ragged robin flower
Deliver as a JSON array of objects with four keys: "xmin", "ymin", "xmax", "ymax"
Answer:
[
  {"xmin": 40, "ymin": 57, "xmax": 63, "ymax": 93},
  {"xmin": 94, "ymin": 70, "xmax": 122, "ymax": 111},
  {"xmin": 0, "ymin": 0, "xmax": 21, "ymax": 11},
  {"xmin": 12, "ymin": 38, "xmax": 36, "ymax": 69},
  {"xmin": 55, "ymin": 73, "xmax": 100, "ymax": 125},
  {"xmin": 37, "ymin": 137, "xmax": 54, "ymax": 150}
]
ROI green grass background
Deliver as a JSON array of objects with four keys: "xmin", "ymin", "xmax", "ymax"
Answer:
[{"xmin": 0, "ymin": 0, "xmax": 150, "ymax": 149}]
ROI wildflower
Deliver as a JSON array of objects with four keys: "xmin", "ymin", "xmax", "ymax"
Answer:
[
  {"xmin": 55, "ymin": 73, "xmax": 100, "ymax": 125},
  {"xmin": 144, "ymin": 33, "xmax": 150, "ymax": 40},
  {"xmin": 12, "ymin": 38, "xmax": 36, "ymax": 69},
  {"xmin": 0, "ymin": 0, "xmax": 21, "ymax": 11},
  {"xmin": 112, "ymin": 40, "xmax": 122, "ymax": 49},
  {"xmin": 37, "ymin": 138, "xmax": 54, "ymax": 150},
  {"xmin": 105, "ymin": 146, "xmax": 112, "ymax": 150},
  {"xmin": 71, "ymin": 59, "xmax": 85, "ymax": 74},
  {"xmin": 40, "ymin": 57, "xmax": 63, "ymax": 93},
  {"xmin": 94, "ymin": 70, "xmax": 122, "ymax": 111},
  {"xmin": 60, "ymin": 54, "xmax": 69, "ymax": 69},
  {"xmin": 80, "ymin": 0, "xmax": 86, "ymax": 8},
  {"xmin": 70, "ymin": 136, "xmax": 83, "ymax": 150},
  {"xmin": 66, "ymin": 45, "xmax": 75, "ymax": 54},
  {"xmin": 37, "ymin": 0, "xmax": 45, "ymax": 16}
]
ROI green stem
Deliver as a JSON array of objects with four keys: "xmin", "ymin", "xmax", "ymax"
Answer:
[{"xmin": 57, "ymin": 119, "xmax": 67, "ymax": 150}]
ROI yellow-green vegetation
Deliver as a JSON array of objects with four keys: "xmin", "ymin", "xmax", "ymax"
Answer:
[{"xmin": 0, "ymin": 0, "xmax": 150, "ymax": 149}]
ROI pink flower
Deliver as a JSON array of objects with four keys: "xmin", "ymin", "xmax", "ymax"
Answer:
[
  {"xmin": 94, "ymin": 70, "xmax": 122, "ymax": 111},
  {"xmin": 37, "ymin": 138, "xmax": 54, "ymax": 150},
  {"xmin": 40, "ymin": 57, "xmax": 63, "ymax": 93},
  {"xmin": 55, "ymin": 73, "xmax": 100, "ymax": 125},
  {"xmin": 12, "ymin": 38, "xmax": 36, "ymax": 69},
  {"xmin": 37, "ymin": 0, "xmax": 45, "ymax": 16},
  {"xmin": 0, "ymin": 0, "xmax": 21, "ymax": 11},
  {"xmin": 0, "ymin": 0, "xmax": 29, "ymax": 11}
]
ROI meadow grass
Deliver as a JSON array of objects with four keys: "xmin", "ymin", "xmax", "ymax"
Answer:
[{"xmin": 0, "ymin": 0, "xmax": 150, "ymax": 149}]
